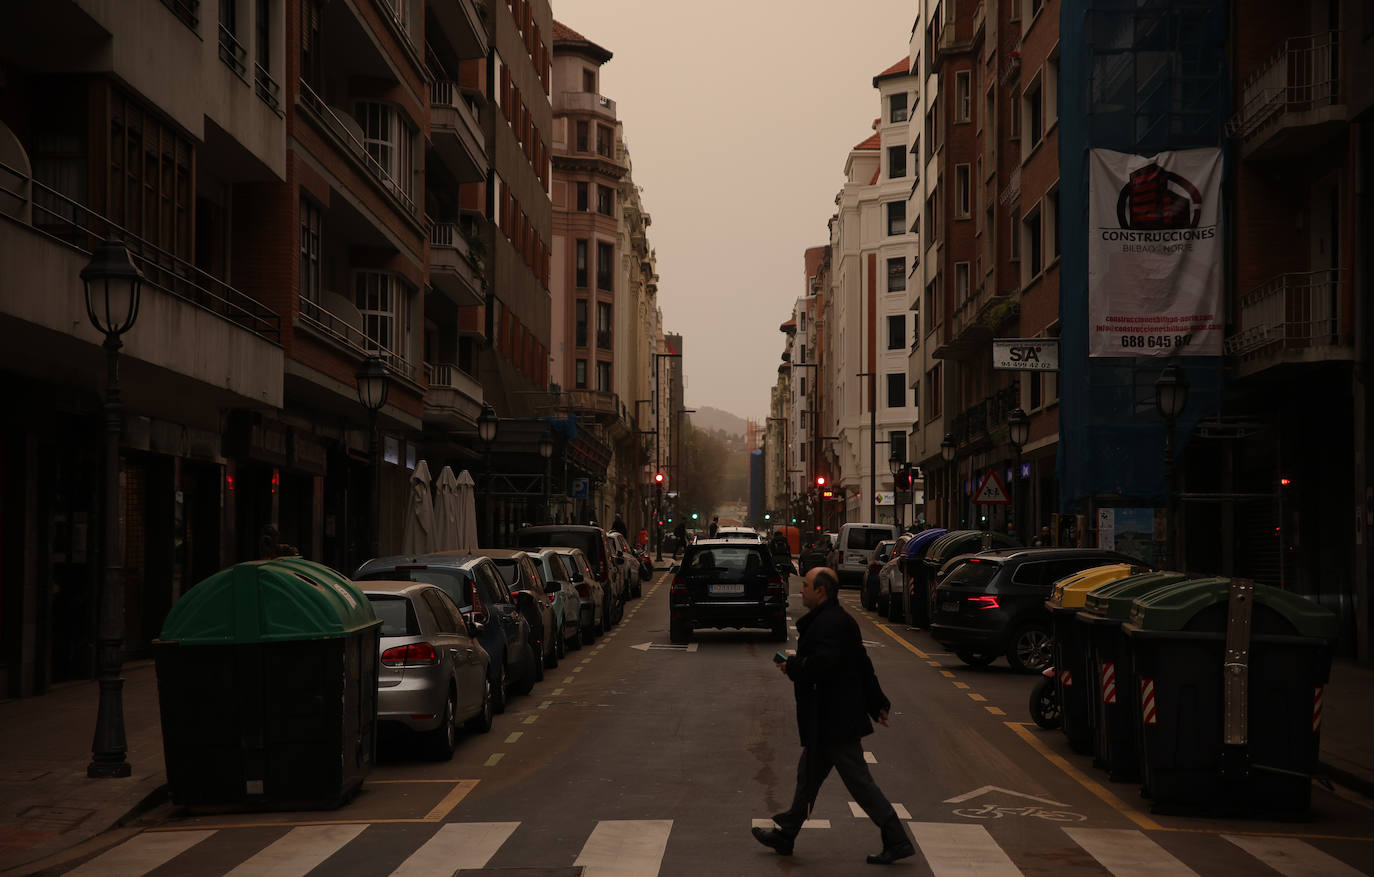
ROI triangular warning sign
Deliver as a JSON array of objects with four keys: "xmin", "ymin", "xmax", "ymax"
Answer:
[{"xmin": 973, "ymin": 469, "xmax": 1011, "ymax": 505}]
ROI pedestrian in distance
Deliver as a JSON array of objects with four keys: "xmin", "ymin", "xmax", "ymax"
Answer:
[
  {"xmin": 708, "ymin": 516, "xmax": 719, "ymax": 538},
  {"xmin": 612, "ymin": 514, "xmax": 628, "ymax": 536},
  {"xmin": 753, "ymin": 567, "xmax": 915, "ymax": 866},
  {"xmin": 1033, "ymin": 525, "xmax": 1052, "ymax": 547},
  {"xmin": 672, "ymin": 521, "xmax": 687, "ymax": 559}
]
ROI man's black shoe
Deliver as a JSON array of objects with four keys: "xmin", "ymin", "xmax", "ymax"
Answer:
[
  {"xmin": 866, "ymin": 841, "xmax": 915, "ymax": 865},
  {"xmin": 751, "ymin": 827, "xmax": 794, "ymax": 855}
]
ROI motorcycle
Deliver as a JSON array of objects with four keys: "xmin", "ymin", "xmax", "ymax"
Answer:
[
  {"xmin": 637, "ymin": 551, "xmax": 654, "ymax": 581},
  {"xmin": 1028, "ymin": 665, "xmax": 1062, "ymax": 729}
]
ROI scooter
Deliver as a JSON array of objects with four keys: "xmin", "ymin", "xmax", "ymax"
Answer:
[
  {"xmin": 1028, "ymin": 665, "xmax": 1062, "ymax": 729},
  {"xmin": 637, "ymin": 551, "xmax": 654, "ymax": 581}
]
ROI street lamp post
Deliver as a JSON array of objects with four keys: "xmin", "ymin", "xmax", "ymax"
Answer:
[
  {"xmin": 355, "ymin": 355, "xmax": 391, "ymax": 562},
  {"xmin": 81, "ymin": 240, "xmax": 142, "ymax": 778},
  {"xmin": 477, "ymin": 403, "xmax": 499, "ymax": 547},
  {"xmin": 1008, "ymin": 408, "xmax": 1029, "ymax": 538},
  {"xmin": 940, "ymin": 433, "xmax": 956, "ymax": 530},
  {"xmin": 1155, "ymin": 363, "xmax": 1190, "ymax": 570},
  {"xmin": 538, "ymin": 430, "xmax": 555, "ymax": 524},
  {"xmin": 888, "ymin": 447, "xmax": 904, "ymax": 532}
]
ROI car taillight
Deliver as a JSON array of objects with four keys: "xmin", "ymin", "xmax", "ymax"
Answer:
[
  {"xmin": 670, "ymin": 574, "xmax": 687, "ymax": 597},
  {"xmin": 868, "ymin": 561, "xmax": 882, "ymax": 573},
  {"xmin": 380, "ymin": 642, "xmax": 439, "ymax": 667},
  {"xmin": 765, "ymin": 574, "xmax": 786, "ymax": 596},
  {"xmin": 575, "ymin": 582, "xmax": 590, "ymax": 598},
  {"xmin": 970, "ymin": 596, "xmax": 1000, "ymax": 610}
]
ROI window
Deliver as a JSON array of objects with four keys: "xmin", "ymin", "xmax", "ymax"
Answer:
[
  {"xmin": 576, "ymin": 181, "xmax": 588, "ymax": 211},
  {"xmin": 299, "ymin": 197, "xmax": 322, "ymax": 304},
  {"xmin": 955, "ymin": 164, "xmax": 971, "ymax": 217},
  {"xmin": 800, "ymin": 343, "xmax": 807, "ymax": 362},
  {"xmin": 220, "ymin": 0, "xmax": 245, "ymax": 75},
  {"xmin": 596, "ymin": 302, "xmax": 612, "ymax": 349},
  {"xmin": 596, "ymin": 361, "xmax": 611, "ymax": 391},
  {"xmin": 575, "ymin": 359, "xmax": 587, "ymax": 388},
  {"xmin": 1047, "ymin": 187, "xmax": 1060, "ymax": 261},
  {"xmin": 926, "ymin": 188, "xmax": 939, "ymax": 243},
  {"xmin": 955, "ymin": 70, "xmax": 971, "ymax": 122},
  {"xmin": 889, "ymin": 431, "xmax": 907, "ymax": 461},
  {"xmin": 1009, "ymin": 209, "xmax": 1020, "ymax": 260},
  {"xmin": 887, "ymin": 201, "xmax": 905, "ymax": 237},
  {"xmin": 597, "ymin": 124, "xmax": 614, "ymax": 158},
  {"xmin": 355, "ymin": 101, "xmax": 413, "ymax": 202},
  {"xmin": 886, "ymin": 373, "xmax": 906, "ymax": 409},
  {"xmin": 596, "ymin": 241, "xmax": 613, "ymax": 290},
  {"xmin": 355, "ymin": 271, "xmax": 413, "ymax": 355},
  {"xmin": 1024, "ymin": 204, "xmax": 1043, "ymax": 278},
  {"xmin": 575, "ymin": 299, "xmax": 588, "ymax": 347},
  {"xmin": 927, "ymin": 364, "xmax": 942, "ymax": 418},
  {"xmin": 300, "ymin": 0, "xmax": 322, "ymax": 87},
  {"xmin": 108, "ymin": 90, "xmax": 194, "ymax": 259},
  {"xmin": 887, "ymin": 314, "xmax": 905, "ymax": 350},
  {"xmin": 888, "ymin": 145, "xmax": 906, "ymax": 179},
  {"xmin": 1009, "ymin": 87, "xmax": 1021, "ymax": 138},
  {"xmin": 911, "ymin": 300, "xmax": 921, "ymax": 349},
  {"xmin": 955, "ymin": 262, "xmax": 970, "ymax": 304},
  {"xmin": 800, "ymin": 444, "xmax": 808, "ymax": 462},
  {"xmin": 1046, "ymin": 52, "xmax": 1059, "ymax": 129},
  {"xmin": 1029, "ymin": 367, "xmax": 1043, "ymax": 410},
  {"xmin": 576, "ymin": 120, "xmax": 589, "ymax": 152},
  {"xmin": 1024, "ymin": 75, "xmax": 1044, "ymax": 148},
  {"xmin": 890, "ymin": 91, "xmax": 908, "ymax": 123},
  {"xmin": 1027, "ymin": 0, "xmax": 1044, "ymax": 20},
  {"xmin": 800, "ymin": 375, "xmax": 807, "ymax": 395},
  {"xmin": 582, "ymin": 69, "xmax": 596, "ymax": 92},
  {"xmin": 925, "ymin": 274, "xmax": 941, "ymax": 330},
  {"xmin": 926, "ymin": 95, "xmax": 942, "ymax": 153},
  {"xmin": 887, "ymin": 257, "xmax": 906, "ymax": 292},
  {"xmin": 799, "ymin": 312, "xmax": 807, "ymax": 332},
  {"xmin": 596, "ymin": 184, "xmax": 613, "ymax": 216},
  {"xmin": 575, "ymin": 239, "xmax": 588, "ymax": 287}
]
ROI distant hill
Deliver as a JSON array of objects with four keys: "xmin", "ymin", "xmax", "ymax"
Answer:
[{"xmin": 689, "ymin": 405, "xmax": 750, "ymax": 438}]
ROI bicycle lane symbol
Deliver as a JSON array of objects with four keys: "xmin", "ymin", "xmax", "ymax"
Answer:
[{"xmin": 944, "ymin": 785, "xmax": 1086, "ymax": 823}]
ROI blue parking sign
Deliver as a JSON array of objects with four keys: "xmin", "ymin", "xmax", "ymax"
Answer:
[{"xmin": 571, "ymin": 477, "xmax": 589, "ymax": 499}]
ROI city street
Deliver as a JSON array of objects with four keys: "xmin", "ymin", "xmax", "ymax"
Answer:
[{"xmin": 43, "ymin": 571, "xmax": 1374, "ymax": 877}]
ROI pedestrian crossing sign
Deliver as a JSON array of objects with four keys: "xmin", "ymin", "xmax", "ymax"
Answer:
[{"xmin": 973, "ymin": 469, "xmax": 1011, "ymax": 505}]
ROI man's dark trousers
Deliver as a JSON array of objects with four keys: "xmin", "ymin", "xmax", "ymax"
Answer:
[{"xmin": 774, "ymin": 739, "xmax": 905, "ymax": 845}]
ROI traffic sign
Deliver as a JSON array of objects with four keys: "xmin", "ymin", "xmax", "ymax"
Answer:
[{"xmin": 973, "ymin": 469, "xmax": 1011, "ymax": 505}]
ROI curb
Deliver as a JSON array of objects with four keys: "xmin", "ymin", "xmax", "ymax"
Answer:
[{"xmin": 1318, "ymin": 760, "xmax": 1374, "ymax": 804}]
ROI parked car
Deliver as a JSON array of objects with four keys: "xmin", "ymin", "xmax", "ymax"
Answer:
[
  {"xmin": 798, "ymin": 533, "xmax": 833, "ymax": 576},
  {"xmin": 862, "ymin": 539, "xmax": 897, "ymax": 612},
  {"xmin": 669, "ymin": 538, "xmax": 788, "ymax": 643},
  {"xmin": 355, "ymin": 554, "xmax": 538, "ymax": 714},
  {"xmin": 516, "ymin": 525, "xmax": 622, "ymax": 626},
  {"xmin": 608, "ymin": 531, "xmax": 642, "ymax": 598},
  {"xmin": 918, "ymin": 530, "xmax": 1022, "ymax": 625},
  {"xmin": 475, "ymin": 549, "xmax": 559, "ymax": 675},
  {"xmin": 549, "ymin": 547, "xmax": 605, "ymax": 642},
  {"xmin": 929, "ymin": 548, "xmax": 1146, "ymax": 672},
  {"xmin": 835, "ymin": 523, "xmax": 900, "ymax": 588},
  {"xmin": 528, "ymin": 548, "xmax": 586, "ymax": 653},
  {"xmin": 361, "ymin": 580, "xmax": 492, "ymax": 760},
  {"xmin": 878, "ymin": 536, "xmax": 914, "ymax": 618},
  {"xmin": 715, "ymin": 526, "xmax": 764, "ymax": 542}
]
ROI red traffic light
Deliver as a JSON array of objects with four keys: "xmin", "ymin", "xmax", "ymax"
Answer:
[
  {"xmin": 1279, "ymin": 477, "xmax": 1293, "ymax": 487},
  {"xmin": 654, "ymin": 472, "xmax": 665, "ymax": 484},
  {"xmin": 815, "ymin": 475, "xmax": 826, "ymax": 487}
]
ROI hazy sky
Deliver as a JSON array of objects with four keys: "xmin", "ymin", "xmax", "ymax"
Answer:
[{"xmin": 555, "ymin": 1, "xmax": 917, "ymax": 423}]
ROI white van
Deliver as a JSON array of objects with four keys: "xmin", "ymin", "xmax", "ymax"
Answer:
[{"xmin": 836, "ymin": 523, "xmax": 900, "ymax": 587}]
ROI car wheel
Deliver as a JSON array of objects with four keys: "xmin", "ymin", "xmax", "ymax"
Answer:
[
  {"xmin": 956, "ymin": 649, "xmax": 997, "ymax": 667},
  {"xmin": 491, "ymin": 662, "xmax": 508, "ymax": 715},
  {"xmin": 515, "ymin": 644, "xmax": 538, "ymax": 695},
  {"xmin": 568, "ymin": 621, "xmax": 582, "ymax": 651},
  {"xmin": 908, "ymin": 590, "xmax": 929, "ymax": 629},
  {"xmin": 465, "ymin": 679, "xmax": 493, "ymax": 734},
  {"xmin": 1006, "ymin": 622, "xmax": 1054, "ymax": 673},
  {"xmin": 1029, "ymin": 675, "xmax": 1061, "ymax": 729},
  {"xmin": 889, "ymin": 590, "xmax": 905, "ymax": 623},
  {"xmin": 544, "ymin": 634, "xmax": 559, "ymax": 669},
  {"xmin": 427, "ymin": 690, "xmax": 458, "ymax": 761},
  {"xmin": 556, "ymin": 627, "xmax": 567, "ymax": 659},
  {"xmin": 669, "ymin": 619, "xmax": 691, "ymax": 644}
]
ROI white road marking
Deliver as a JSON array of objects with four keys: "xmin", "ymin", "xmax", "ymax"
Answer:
[
  {"xmin": 863, "ymin": 751, "xmax": 877, "ymax": 764},
  {"xmin": 1064, "ymin": 827, "xmax": 1197, "ymax": 876},
  {"xmin": 751, "ymin": 819, "xmax": 830, "ymax": 829},
  {"xmin": 223, "ymin": 824, "xmax": 366, "ymax": 876},
  {"xmin": 390, "ymin": 822, "xmax": 518, "ymax": 876},
  {"xmin": 944, "ymin": 786, "xmax": 1067, "ymax": 806},
  {"xmin": 573, "ymin": 819, "xmax": 673, "ymax": 877},
  {"xmin": 66, "ymin": 830, "xmax": 216, "ymax": 876},
  {"xmin": 909, "ymin": 822, "xmax": 1020, "ymax": 877},
  {"xmin": 848, "ymin": 802, "xmax": 911, "ymax": 820},
  {"xmin": 1223, "ymin": 835, "xmax": 1365, "ymax": 877}
]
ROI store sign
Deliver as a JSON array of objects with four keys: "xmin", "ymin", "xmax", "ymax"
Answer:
[{"xmin": 994, "ymin": 339, "xmax": 1059, "ymax": 371}]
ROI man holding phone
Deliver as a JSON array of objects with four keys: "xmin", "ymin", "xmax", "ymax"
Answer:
[{"xmin": 753, "ymin": 567, "xmax": 915, "ymax": 865}]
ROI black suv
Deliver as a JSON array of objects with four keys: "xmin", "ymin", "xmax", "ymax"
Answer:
[
  {"xmin": 930, "ymin": 548, "xmax": 1144, "ymax": 672},
  {"xmin": 669, "ymin": 539, "xmax": 788, "ymax": 643}
]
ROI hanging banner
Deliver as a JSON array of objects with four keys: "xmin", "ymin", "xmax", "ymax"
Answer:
[{"xmin": 1088, "ymin": 147, "xmax": 1224, "ymax": 357}]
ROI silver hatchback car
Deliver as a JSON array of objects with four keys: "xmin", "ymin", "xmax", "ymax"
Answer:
[{"xmin": 362, "ymin": 580, "xmax": 493, "ymax": 760}]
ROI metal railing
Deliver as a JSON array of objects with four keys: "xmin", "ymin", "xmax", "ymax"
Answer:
[
  {"xmin": 1226, "ymin": 270, "xmax": 1345, "ymax": 357},
  {"xmin": 218, "ymin": 24, "xmax": 248, "ymax": 79},
  {"xmin": 160, "ymin": 0, "xmax": 199, "ymax": 30},
  {"xmin": 297, "ymin": 295, "xmax": 416, "ymax": 379},
  {"xmin": 254, "ymin": 63, "xmax": 282, "ymax": 115},
  {"xmin": 297, "ymin": 79, "xmax": 415, "ymax": 215},
  {"xmin": 426, "ymin": 361, "xmax": 481, "ymax": 394},
  {"xmin": 950, "ymin": 384, "xmax": 1020, "ymax": 447},
  {"xmin": 0, "ymin": 159, "xmax": 280, "ymax": 342},
  {"xmin": 565, "ymin": 388, "xmax": 620, "ymax": 417},
  {"xmin": 1228, "ymin": 31, "xmax": 1340, "ymax": 138},
  {"xmin": 429, "ymin": 221, "xmax": 472, "ymax": 258}
]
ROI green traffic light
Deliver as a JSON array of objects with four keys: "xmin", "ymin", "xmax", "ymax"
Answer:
[
  {"xmin": 763, "ymin": 513, "xmax": 771, "ymax": 520},
  {"xmin": 667, "ymin": 516, "xmax": 673, "ymax": 523},
  {"xmin": 691, "ymin": 512, "xmax": 699, "ymax": 520},
  {"xmin": 791, "ymin": 518, "xmax": 797, "ymax": 524}
]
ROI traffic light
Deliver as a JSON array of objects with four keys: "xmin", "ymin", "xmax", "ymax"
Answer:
[
  {"xmin": 791, "ymin": 518, "xmax": 797, "ymax": 524},
  {"xmin": 692, "ymin": 512, "xmax": 699, "ymax": 520},
  {"xmin": 815, "ymin": 474, "xmax": 826, "ymax": 488},
  {"xmin": 667, "ymin": 516, "xmax": 673, "ymax": 523},
  {"xmin": 654, "ymin": 472, "xmax": 664, "ymax": 484},
  {"xmin": 763, "ymin": 513, "xmax": 770, "ymax": 521},
  {"xmin": 895, "ymin": 465, "xmax": 916, "ymax": 491}
]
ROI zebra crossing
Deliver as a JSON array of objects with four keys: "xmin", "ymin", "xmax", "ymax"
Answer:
[{"xmin": 58, "ymin": 814, "xmax": 1370, "ymax": 876}]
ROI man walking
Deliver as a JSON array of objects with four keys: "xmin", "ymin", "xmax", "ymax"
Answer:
[
  {"xmin": 752, "ymin": 567, "xmax": 914, "ymax": 865},
  {"xmin": 709, "ymin": 515, "xmax": 719, "ymax": 538}
]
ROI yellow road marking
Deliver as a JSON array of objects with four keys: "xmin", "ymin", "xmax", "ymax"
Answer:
[
  {"xmin": 985, "ymin": 706, "xmax": 1006, "ymax": 715},
  {"xmin": 523, "ymin": 715, "xmax": 538, "ymax": 724},
  {"xmin": 967, "ymin": 693, "xmax": 987, "ymax": 702},
  {"xmin": 953, "ymin": 682, "xmax": 970, "ymax": 690},
  {"xmin": 484, "ymin": 753, "xmax": 504, "ymax": 767},
  {"xmin": 552, "ymin": 688, "xmax": 565, "ymax": 695},
  {"xmin": 150, "ymin": 780, "xmax": 479, "ymax": 830},
  {"xmin": 940, "ymin": 671, "xmax": 956, "ymax": 678},
  {"xmin": 926, "ymin": 660, "xmax": 941, "ymax": 667},
  {"xmin": 873, "ymin": 622, "xmax": 928, "ymax": 659},
  {"xmin": 1005, "ymin": 721, "xmax": 1161, "ymax": 830},
  {"xmin": 422, "ymin": 779, "xmax": 478, "ymax": 821},
  {"xmin": 504, "ymin": 732, "xmax": 522, "ymax": 744},
  {"xmin": 563, "ymin": 676, "xmax": 575, "ymax": 683}
]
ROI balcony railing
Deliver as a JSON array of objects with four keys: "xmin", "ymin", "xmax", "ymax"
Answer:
[
  {"xmin": 1225, "ymin": 270, "xmax": 1346, "ymax": 358},
  {"xmin": 556, "ymin": 91, "xmax": 618, "ymax": 118},
  {"xmin": 950, "ymin": 384, "xmax": 1020, "ymax": 448},
  {"xmin": 0, "ymin": 158, "xmax": 280, "ymax": 342},
  {"xmin": 565, "ymin": 388, "xmax": 621, "ymax": 418},
  {"xmin": 1228, "ymin": 31, "xmax": 1341, "ymax": 139},
  {"xmin": 218, "ymin": 24, "xmax": 248, "ymax": 79},
  {"xmin": 429, "ymin": 221, "xmax": 473, "ymax": 260},
  {"xmin": 297, "ymin": 79, "xmax": 415, "ymax": 216},
  {"xmin": 426, "ymin": 361, "xmax": 482, "ymax": 399},
  {"xmin": 297, "ymin": 295, "xmax": 417, "ymax": 380},
  {"xmin": 159, "ymin": 0, "xmax": 199, "ymax": 29},
  {"xmin": 254, "ymin": 63, "xmax": 282, "ymax": 115}
]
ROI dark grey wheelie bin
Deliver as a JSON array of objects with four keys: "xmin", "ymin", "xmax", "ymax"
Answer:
[
  {"xmin": 1124, "ymin": 578, "xmax": 1338, "ymax": 815},
  {"xmin": 154, "ymin": 557, "xmax": 381, "ymax": 809}
]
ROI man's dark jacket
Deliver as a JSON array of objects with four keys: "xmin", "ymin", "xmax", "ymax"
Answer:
[{"xmin": 784, "ymin": 597, "xmax": 890, "ymax": 746}]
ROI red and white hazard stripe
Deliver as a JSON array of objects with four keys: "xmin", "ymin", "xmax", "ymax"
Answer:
[
  {"xmin": 1059, "ymin": 668, "xmax": 1073, "ymax": 687},
  {"xmin": 1100, "ymin": 661, "xmax": 1117, "ymax": 705},
  {"xmin": 1312, "ymin": 685, "xmax": 1324, "ymax": 733},
  {"xmin": 1141, "ymin": 677, "xmax": 1157, "ymax": 725}
]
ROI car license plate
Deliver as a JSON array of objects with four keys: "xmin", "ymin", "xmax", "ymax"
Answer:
[
  {"xmin": 709, "ymin": 584, "xmax": 744, "ymax": 595},
  {"xmin": 941, "ymin": 600, "xmax": 959, "ymax": 612}
]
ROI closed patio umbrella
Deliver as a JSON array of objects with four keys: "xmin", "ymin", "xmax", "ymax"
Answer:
[
  {"xmin": 401, "ymin": 460, "xmax": 436, "ymax": 555},
  {"xmin": 454, "ymin": 469, "xmax": 479, "ymax": 552},
  {"xmin": 433, "ymin": 465, "xmax": 461, "ymax": 551}
]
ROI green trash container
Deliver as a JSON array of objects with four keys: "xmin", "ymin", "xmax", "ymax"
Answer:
[
  {"xmin": 1075, "ymin": 571, "xmax": 1190, "ymax": 782},
  {"xmin": 1124, "ymin": 578, "xmax": 1337, "ymax": 815},
  {"xmin": 154, "ymin": 558, "xmax": 382, "ymax": 809},
  {"xmin": 1046, "ymin": 564, "xmax": 1140, "ymax": 753}
]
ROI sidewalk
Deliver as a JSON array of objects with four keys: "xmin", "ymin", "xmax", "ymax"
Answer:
[{"xmin": 0, "ymin": 654, "xmax": 1371, "ymax": 874}]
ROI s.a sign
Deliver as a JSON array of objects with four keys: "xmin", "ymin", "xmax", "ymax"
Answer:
[{"xmin": 993, "ymin": 339, "xmax": 1059, "ymax": 371}]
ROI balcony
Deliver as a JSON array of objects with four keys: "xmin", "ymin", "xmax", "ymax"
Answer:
[
  {"xmin": 297, "ymin": 294, "xmax": 418, "ymax": 382},
  {"xmin": 1225, "ymin": 270, "xmax": 1353, "ymax": 378},
  {"xmin": 297, "ymin": 79, "xmax": 416, "ymax": 218},
  {"xmin": 428, "ymin": 0, "xmax": 487, "ymax": 60},
  {"xmin": 424, "ymin": 361, "xmax": 483, "ymax": 428},
  {"xmin": 430, "ymin": 78, "xmax": 487, "ymax": 183},
  {"xmin": 934, "ymin": 282, "xmax": 1018, "ymax": 360},
  {"xmin": 428, "ymin": 221, "xmax": 484, "ymax": 307},
  {"xmin": 0, "ymin": 158, "xmax": 283, "ymax": 409},
  {"xmin": 1227, "ymin": 31, "xmax": 1346, "ymax": 160},
  {"xmin": 565, "ymin": 388, "xmax": 622, "ymax": 424},
  {"xmin": 949, "ymin": 384, "xmax": 1020, "ymax": 450},
  {"xmin": 554, "ymin": 91, "xmax": 618, "ymax": 121}
]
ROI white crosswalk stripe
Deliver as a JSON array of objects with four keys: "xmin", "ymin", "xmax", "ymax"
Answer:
[
  {"xmin": 65, "ymin": 830, "xmax": 216, "ymax": 877},
  {"xmin": 909, "ymin": 822, "xmax": 1021, "ymax": 877},
  {"xmin": 1222, "ymin": 834, "xmax": 1367, "ymax": 877},
  {"xmin": 223, "ymin": 825, "xmax": 366, "ymax": 877},
  {"xmin": 1064, "ymin": 827, "xmax": 1197, "ymax": 876},
  {"xmin": 847, "ymin": 801, "xmax": 911, "ymax": 819},
  {"xmin": 573, "ymin": 819, "xmax": 674, "ymax": 877},
  {"xmin": 389, "ymin": 822, "xmax": 518, "ymax": 876}
]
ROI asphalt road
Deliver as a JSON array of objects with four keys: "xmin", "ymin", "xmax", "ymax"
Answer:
[{"xmin": 49, "ymin": 571, "xmax": 1374, "ymax": 876}]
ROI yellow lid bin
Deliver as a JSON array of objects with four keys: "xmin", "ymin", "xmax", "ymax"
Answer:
[{"xmin": 1049, "ymin": 563, "xmax": 1140, "ymax": 610}]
